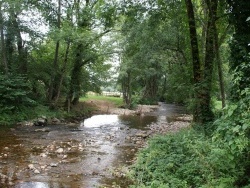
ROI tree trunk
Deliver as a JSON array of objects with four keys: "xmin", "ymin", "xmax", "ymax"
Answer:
[
  {"xmin": 122, "ymin": 71, "xmax": 132, "ymax": 108},
  {"xmin": 0, "ymin": 5, "xmax": 8, "ymax": 74},
  {"xmin": 48, "ymin": 0, "xmax": 61, "ymax": 102},
  {"xmin": 199, "ymin": 0, "xmax": 218, "ymax": 123},
  {"xmin": 214, "ymin": 23, "xmax": 226, "ymax": 108},
  {"xmin": 5, "ymin": 24, "xmax": 14, "ymax": 68},
  {"xmin": 67, "ymin": 44, "xmax": 83, "ymax": 105},
  {"xmin": 54, "ymin": 42, "xmax": 71, "ymax": 105},
  {"xmin": 10, "ymin": 11, "xmax": 27, "ymax": 73},
  {"xmin": 185, "ymin": 0, "xmax": 202, "ymax": 122},
  {"xmin": 66, "ymin": 0, "xmax": 91, "ymax": 106}
]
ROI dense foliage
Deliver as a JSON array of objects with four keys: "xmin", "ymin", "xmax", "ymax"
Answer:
[
  {"xmin": 0, "ymin": 0, "xmax": 250, "ymax": 186},
  {"xmin": 129, "ymin": 0, "xmax": 250, "ymax": 187},
  {"xmin": 130, "ymin": 130, "xmax": 244, "ymax": 188},
  {"xmin": 0, "ymin": 0, "xmax": 118, "ymax": 122}
]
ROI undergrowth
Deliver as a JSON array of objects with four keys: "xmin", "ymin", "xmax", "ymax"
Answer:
[
  {"xmin": 129, "ymin": 129, "xmax": 244, "ymax": 188},
  {"xmin": 129, "ymin": 90, "xmax": 250, "ymax": 188},
  {"xmin": 0, "ymin": 105, "xmax": 64, "ymax": 126}
]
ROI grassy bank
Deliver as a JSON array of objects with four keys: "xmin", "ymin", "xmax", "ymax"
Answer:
[
  {"xmin": 129, "ymin": 127, "xmax": 248, "ymax": 188},
  {"xmin": 80, "ymin": 95, "xmax": 124, "ymax": 107},
  {"xmin": 0, "ymin": 95, "xmax": 123, "ymax": 126}
]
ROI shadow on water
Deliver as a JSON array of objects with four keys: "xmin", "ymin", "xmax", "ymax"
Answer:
[
  {"xmin": 0, "ymin": 103, "xmax": 186, "ymax": 188},
  {"xmin": 119, "ymin": 115, "xmax": 157, "ymax": 129}
]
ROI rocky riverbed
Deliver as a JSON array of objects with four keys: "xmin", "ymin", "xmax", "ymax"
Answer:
[{"xmin": 0, "ymin": 102, "xmax": 191, "ymax": 188}]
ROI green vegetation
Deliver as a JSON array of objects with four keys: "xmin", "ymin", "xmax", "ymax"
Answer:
[
  {"xmin": 0, "ymin": 104, "xmax": 64, "ymax": 126},
  {"xmin": 0, "ymin": 0, "xmax": 250, "ymax": 187},
  {"xmin": 130, "ymin": 93, "xmax": 250, "ymax": 187},
  {"xmin": 130, "ymin": 128, "xmax": 248, "ymax": 188},
  {"xmin": 80, "ymin": 95, "xmax": 123, "ymax": 107},
  {"xmin": 125, "ymin": 0, "xmax": 250, "ymax": 187}
]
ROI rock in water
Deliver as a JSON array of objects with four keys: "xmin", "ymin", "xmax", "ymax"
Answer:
[
  {"xmin": 34, "ymin": 117, "xmax": 48, "ymax": 126},
  {"xmin": 55, "ymin": 148, "xmax": 64, "ymax": 153},
  {"xmin": 34, "ymin": 169, "xmax": 40, "ymax": 174},
  {"xmin": 50, "ymin": 163, "xmax": 58, "ymax": 167}
]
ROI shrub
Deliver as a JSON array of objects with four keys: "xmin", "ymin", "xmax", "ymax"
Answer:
[
  {"xmin": 0, "ymin": 73, "xmax": 36, "ymax": 114},
  {"xmin": 129, "ymin": 129, "xmax": 242, "ymax": 188}
]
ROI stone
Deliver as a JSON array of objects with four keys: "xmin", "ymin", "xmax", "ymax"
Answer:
[
  {"xmin": 8, "ymin": 182, "xmax": 14, "ymax": 186},
  {"xmin": 136, "ymin": 132, "xmax": 148, "ymax": 138},
  {"xmin": 51, "ymin": 118, "xmax": 61, "ymax": 124},
  {"xmin": 4, "ymin": 147, "xmax": 9, "ymax": 150},
  {"xmin": 34, "ymin": 169, "xmax": 40, "ymax": 174},
  {"xmin": 24, "ymin": 121, "xmax": 34, "ymax": 126},
  {"xmin": 40, "ymin": 165, "xmax": 46, "ymax": 170},
  {"xmin": 50, "ymin": 163, "xmax": 58, "ymax": 167},
  {"xmin": 34, "ymin": 117, "xmax": 48, "ymax": 126},
  {"xmin": 55, "ymin": 148, "xmax": 64, "ymax": 153},
  {"xmin": 28, "ymin": 164, "xmax": 35, "ymax": 170},
  {"xmin": 40, "ymin": 153, "xmax": 47, "ymax": 158},
  {"xmin": 35, "ymin": 128, "xmax": 50, "ymax": 132}
]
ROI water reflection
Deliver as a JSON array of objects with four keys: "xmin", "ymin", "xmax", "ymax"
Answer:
[
  {"xmin": 15, "ymin": 182, "xmax": 49, "ymax": 188},
  {"xmin": 119, "ymin": 115, "xmax": 157, "ymax": 129},
  {"xmin": 82, "ymin": 114, "xmax": 158, "ymax": 130},
  {"xmin": 0, "ymin": 103, "xmax": 186, "ymax": 188},
  {"xmin": 82, "ymin": 114, "xmax": 120, "ymax": 128}
]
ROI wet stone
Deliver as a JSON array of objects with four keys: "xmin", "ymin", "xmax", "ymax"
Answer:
[
  {"xmin": 35, "ymin": 128, "xmax": 50, "ymax": 132},
  {"xmin": 50, "ymin": 163, "xmax": 58, "ymax": 167},
  {"xmin": 40, "ymin": 153, "xmax": 47, "ymax": 158},
  {"xmin": 56, "ymin": 148, "xmax": 64, "ymax": 153},
  {"xmin": 34, "ymin": 169, "xmax": 40, "ymax": 174},
  {"xmin": 4, "ymin": 147, "xmax": 9, "ymax": 150},
  {"xmin": 28, "ymin": 164, "xmax": 35, "ymax": 170}
]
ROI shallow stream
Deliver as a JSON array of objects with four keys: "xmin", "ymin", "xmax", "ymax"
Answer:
[{"xmin": 0, "ymin": 103, "xmax": 185, "ymax": 188}]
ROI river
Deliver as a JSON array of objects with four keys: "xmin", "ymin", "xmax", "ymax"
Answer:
[{"xmin": 0, "ymin": 103, "xmax": 187, "ymax": 188}]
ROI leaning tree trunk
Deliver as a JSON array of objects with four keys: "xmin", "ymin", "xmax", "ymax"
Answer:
[
  {"xmin": 54, "ymin": 42, "xmax": 71, "ymax": 105},
  {"xmin": 67, "ymin": 43, "xmax": 83, "ymax": 107}
]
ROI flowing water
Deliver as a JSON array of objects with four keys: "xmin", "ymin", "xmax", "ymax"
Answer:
[{"xmin": 0, "ymin": 103, "xmax": 186, "ymax": 188}]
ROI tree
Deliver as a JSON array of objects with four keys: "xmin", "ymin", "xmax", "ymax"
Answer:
[
  {"xmin": 0, "ymin": 2, "xmax": 8, "ymax": 74},
  {"xmin": 48, "ymin": 0, "xmax": 62, "ymax": 103},
  {"xmin": 118, "ymin": 0, "xmax": 191, "ymax": 106},
  {"xmin": 227, "ymin": 0, "xmax": 250, "ymax": 100},
  {"xmin": 185, "ymin": 0, "xmax": 202, "ymax": 122}
]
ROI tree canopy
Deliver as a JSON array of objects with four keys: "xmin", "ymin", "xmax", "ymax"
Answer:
[{"xmin": 1, "ymin": 0, "xmax": 250, "ymax": 186}]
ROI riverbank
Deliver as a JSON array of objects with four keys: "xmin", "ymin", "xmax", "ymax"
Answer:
[{"xmin": 0, "ymin": 98, "xmax": 192, "ymax": 188}]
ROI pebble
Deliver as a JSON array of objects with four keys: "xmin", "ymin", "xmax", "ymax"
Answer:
[
  {"xmin": 40, "ymin": 165, "xmax": 46, "ymax": 170},
  {"xmin": 9, "ymin": 182, "xmax": 14, "ymax": 186},
  {"xmin": 55, "ymin": 148, "xmax": 64, "ymax": 153},
  {"xmin": 40, "ymin": 153, "xmax": 47, "ymax": 158},
  {"xmin": 28, "ymin": 164, "xmax": 35, "ymax": 170},
  {"xmin": 4, "ymin": 147, "xmax": 9, "ymax": 150},
  {"xmin": 50, "ymin": 163, "xmax": 58, "ymax": 167},
  {"xmin": 34, "ymin": 169, "xmax": 40, "ymax": 174}
]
